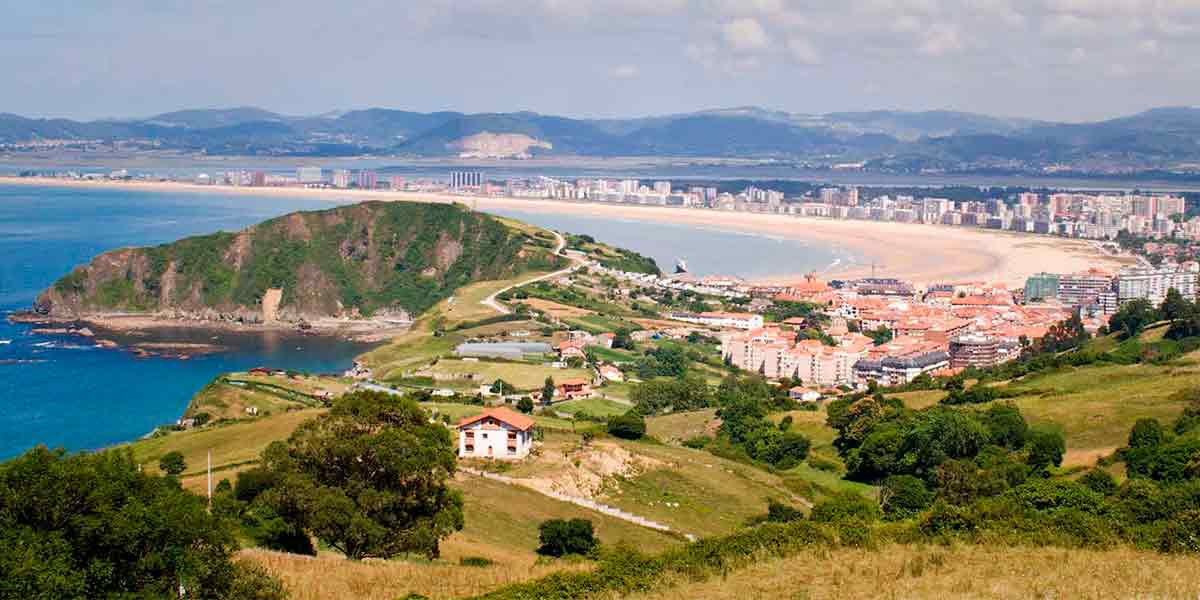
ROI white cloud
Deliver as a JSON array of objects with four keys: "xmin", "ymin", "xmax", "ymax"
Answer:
[
  {"xmin": 918, "ymin": 24, "xmax": 965, "ymax": 56},
  {"xmin": 1067, "ymin": 46, "xmax": 1087, "ymax": 64},
  {"xmin": 786, "ymin": 38, "xmax": 821, "ymax": 65},
  {"xmin": 721, "ymin": 17, "xmax": 771, "ymax": 51},
  {"xmin": 610, "ymin": 64, "xmax": 640, "ymax": 78}
]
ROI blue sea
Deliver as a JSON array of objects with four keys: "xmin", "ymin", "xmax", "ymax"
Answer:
[{"xmin": 0, "ymin": 184, "xmax": 853, "ymax": 459}]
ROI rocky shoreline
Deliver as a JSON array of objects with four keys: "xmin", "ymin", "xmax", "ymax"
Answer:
[{"xmin": 8, "ymin": 310, "xmax": 409, "ymax": 357}]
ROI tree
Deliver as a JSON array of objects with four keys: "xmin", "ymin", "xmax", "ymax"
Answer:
[
  {"xmin": 516, "ymin": 397, "xmax": 534, "ymax": 414},
  {"xmin": 541, "ymin": 377, "xmax": 556, "ymax": 405},
  {"xmin": 809, "ymin": 491, "xmax": 882, "ymax": 523},
  {"xmin": 981, "ymin": 403, "xmax": 1029, "ymax": 450},
  {"xmin": 1128, "ymin": 418, "xmax": 1165, "ymax": 450},
  {"xmin": 1109, "ymin": 299, "xmax": 1157, "ymax": 339},
  {"xmin": 490, "ymin": 379, "xmax": 516, "ymax": 396},
  {"xmin": 0, "ymin": 447, "xmax": 284, "ymax": 599},
  {"xmin": 158, "ymin": 450, "xmax": 186, "ymax": 476},
  {"xmin": 1160, "ymin": 288, "xmax": 1195, "ymax": 322},
  {"xmin": 866, "ymin": 326, "xmax": 894, "ymax": 346},
  {"xmin": 606, "ymin": 412, "xmax": 647, "ymax": 440},
  {"xmin": 879, "ymin": 475, "xmax": 934, "ymax": 520},
  {"xmin": 256, "ymin": 391, "xmax": 464, "ymax": 560},
  {"xmin": 537, "ymin": 518, "xmax": 597, "ymax": 557},
  {"xmin": 1027, "ymin": 425, "xmax": 1066, "ymax": 473}
]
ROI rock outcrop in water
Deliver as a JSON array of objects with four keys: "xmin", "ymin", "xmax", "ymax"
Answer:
[{"xmin": 33, "ymin": 201, "xmax": 563, "ymax": 324}]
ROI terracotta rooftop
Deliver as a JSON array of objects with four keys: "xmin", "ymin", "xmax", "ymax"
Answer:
[{"xmin": 456, "ymin": 407, "xmax": 535, "ymax": 431}]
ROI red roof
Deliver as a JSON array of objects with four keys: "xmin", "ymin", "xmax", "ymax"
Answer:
[{"xmin": 456, "ymin": 407, "xmax": 535, "ymax": 431}]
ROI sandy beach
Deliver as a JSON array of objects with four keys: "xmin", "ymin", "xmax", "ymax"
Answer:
[{"xmin": 0, "ymin": 176, "xmax": 1132, "ymax": 288}]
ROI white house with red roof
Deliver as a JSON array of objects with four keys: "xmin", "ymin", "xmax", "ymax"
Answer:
[{"xmin": 456, "ymin": 407, "xmax": 536, "ymax": 460}]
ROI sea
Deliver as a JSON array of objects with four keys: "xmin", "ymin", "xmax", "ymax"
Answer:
[{"xmin": 0, "ymin": 183, "xmax": 850, "ymax": 459}]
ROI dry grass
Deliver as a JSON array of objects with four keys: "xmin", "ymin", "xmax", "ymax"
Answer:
[
  {"xmin": 242, "ymin": 546, "xmax": 587, "ymax": 600},
  {"xmin": 127, "ymin": 409, "xmax": 321, "ymax": 477},
  {"xmin": 242, "ymin": 473, "xmax": 680, "ymax": 600},
  {"xmin": 622, "ymin": 543, "xmax": 1200, "ymax": 600},
  {"xmin": 524, "ymin": 297, "xmax": 595, "ymax": 317},
  {"xmin": 429, "ymin": 358, "xmax": 593, "ymax": 390},
  {"xmin": 646, "ymin": 409, "xmax": 719, "ymax": 442}
]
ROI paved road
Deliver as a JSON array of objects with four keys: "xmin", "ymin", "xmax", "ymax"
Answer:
[{"xmin": 480, "ymin": 230, "xmax": 584, "ymax": 315}]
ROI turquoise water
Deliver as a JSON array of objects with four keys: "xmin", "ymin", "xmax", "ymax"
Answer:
[
  {"xmin": 484, "ymin": 207, "xmax": 856, "ymax": 278},
  {"xmin": 0, "ymin": 184, "xmax": 853, "ymax": 459},
  {"xmin": 0, "ymin": 186, "xmax": 369, "ymax": 459}
]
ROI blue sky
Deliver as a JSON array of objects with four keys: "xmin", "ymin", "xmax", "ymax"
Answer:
[{"xmin": 3, "ymin": 0, "xmax": 1198, "ymax": 122}]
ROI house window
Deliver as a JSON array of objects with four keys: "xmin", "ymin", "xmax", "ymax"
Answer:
[{"xmin": 465, "ymin": 445, "xmax": 474, "ymax": 452}]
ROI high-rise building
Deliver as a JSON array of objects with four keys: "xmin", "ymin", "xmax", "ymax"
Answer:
[
  {"xmin": 449, "ymin": 171, "xmax": 482, "ymax": 189},
  {"xmin": 250, "ymin": 171, "xmax": 267, "ymax": 187},
  {"xmin": 1058, "ymin": 270, "xmax": 1114, "ymax": 307},
  {"xmin": 652, "ymin": 181, "xmax": 672, "ymax": 195},
  {"xmin": 389, "ymin": 176, "xmax": 406, "ymax": 190},
  {"xmin": 949, "ymin": 334, "xmax": 1002, "ymax": 369},
  {"xmin": 297, "ymin": 167, "xmax": 323, "ymax": 184},
  {"xmin": 357, "ymin": 170, "xmax": 377, "ymax": 189},
  {"xmin": 332, "ymin": 169, "xmax": 352, "ymax": 188},
  {"xmin": 1118, "ymin": 263, "xmax": 1200, "ymax": 306},
  {"xmin": 1024, "ymin": 272, "xmax": 1060, "ymax": 302}
]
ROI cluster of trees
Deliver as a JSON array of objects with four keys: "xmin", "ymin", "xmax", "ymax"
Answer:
[
  {"xmin": 0, "ymin": 448, "xmax": 285, "ymax": 598},
  {"xmin": 714, "ymin": 376, "xmax": 812, "ymax": 470},
  {"xmin": 1121, "ymin": 389, "xmax": 1200, "ymax": 483},
  {"xmin": 630, "ymin": 375, "xmax": 714, "ymax": 415},
  {"xmin": 634, "ymin": 344, "xmax": 691, "ymax": 379},
  {"xmin": 827, "ymin": 393, "xmax": 1065, "ymax": 507}
]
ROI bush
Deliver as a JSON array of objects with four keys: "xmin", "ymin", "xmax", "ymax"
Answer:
[
  {"xmin": 880, "ymin": 475, "xmax": 934, "ymax": 520},
  {"xmin": 537, "ymin": 518, "xmax": 598, "ymax": 557},
  {"xmin": 158, "ymin": 451, "xmax": 186, "ymax": 476},
  {"xmin": 1079, "ymin": 469, "xmax": 1119, "ymax": 496},
  {"xmin": 919, "ymin": 500, "xmax": 977, "ymax": 536},
  {"xmin": 606, "ymin": 413, "xmax": 647, "ymax": 440},
  {"xmin": 1159, "ymin": 509, "xmax": 1200, "ymax": 553},
  {"xmin": 516, "ymin": 397, "xmax": 534, "ymax": 414},
  {"xmin": 1026, "ymin": 425, "xmax": 1065, "ymax": 473},
  {"xmin": 809, "ymin": 491, "xmax": 882, "ymax": 524},
  {"xmin": 1128, "ymin": 418, "xmax": 1166, "ymax": 449},
  {"xmin": 765, "ymin": 500, "xmax": 805, "ymax": 523},
  {"xmin": 460, "ymin": 556, "xmax": 495, "ymax": 567},
  {"xmin": 682, "ymin": 436, "xmax": 712, "ymax": 449},
  {"xmin": 234, "ymin": 467, "xmax": 276, "ymax": 503}
]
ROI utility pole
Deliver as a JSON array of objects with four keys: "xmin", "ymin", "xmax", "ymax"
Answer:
[{"xmin": 206, "ymin": 450, "xmax": 212, "ymax": 510}]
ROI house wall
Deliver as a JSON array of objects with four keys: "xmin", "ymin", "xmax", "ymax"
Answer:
[{"xmin": 458, "ymin": 421, "xmax": 532, "ymax": 460}]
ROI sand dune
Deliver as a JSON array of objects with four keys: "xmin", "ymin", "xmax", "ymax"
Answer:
[{"xmin": 1, "ymin": 177, "xmax": 1132, "ymax": 287}]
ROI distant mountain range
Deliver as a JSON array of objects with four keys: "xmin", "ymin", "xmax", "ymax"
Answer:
[{"xmin": 3, "ymin": 105, "xmax": 1200, "ymax": 174}]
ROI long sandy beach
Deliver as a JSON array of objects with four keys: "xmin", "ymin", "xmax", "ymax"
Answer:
[{"xmin": 0, "ymin": 176, "xmax": 1131, "ymax": 288}]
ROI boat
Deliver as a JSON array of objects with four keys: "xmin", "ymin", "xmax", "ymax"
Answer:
[
  {"xmin": 674, "ymin": 258, "xmax": 689, "ymax": 274},
  {"xmin": 0, "ymin": 339, "xmax": 11, "ymax": 345}
]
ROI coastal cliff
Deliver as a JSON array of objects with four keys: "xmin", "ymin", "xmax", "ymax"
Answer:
[{"xmin": 32, "ymin": 201, "xmax": 564, "ymax": 324}]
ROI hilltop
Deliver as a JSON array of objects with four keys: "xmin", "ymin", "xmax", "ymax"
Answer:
[
  {"xmin": 6, "ymin": 105, "xmax": 1200, "ymax": 174},
  {"xmin": 28, "ymin": 201, "xmax": 565, "ymax": 328}
]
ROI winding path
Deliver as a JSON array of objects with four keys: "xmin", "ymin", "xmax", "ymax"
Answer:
[{"xmin": 480, "ymin": 230, "xmax": 584, "ymax": 315}]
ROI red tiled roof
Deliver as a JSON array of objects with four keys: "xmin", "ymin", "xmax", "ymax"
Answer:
[{"xmin": 456, "ymin": 407, "xmax": 535, "ymax": 431}]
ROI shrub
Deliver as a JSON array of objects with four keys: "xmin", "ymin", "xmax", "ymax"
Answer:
[
  {"xmin": 460, "ymin": 556, "xmax": 495, "ymax": 567},
  {"xmin": 682, "ymin": 436, "xmax": 712, "ymax": 449},
  {"xmin": 1128, "ymin": 418, "xmax": 1166, "ymax": 449},
  {"xmin": 606, "ymin": 413, "xmax": 647, "ymax": 440},
  {"xmin": 158, "ymin": 451, "xmax": 186, "ymax": 476},
  {"xmin": 809, "ymin": 491, "xmax": 882, "ymax": 524},
  {"xmin": 1159, "ymin": 509, "xmax": 1200, "ymax": 553},
  {"xmin": 1079, "ymin": 468, "xmax": 1119, "ymax": 496},
  {"xmin": 1005, "ymin": 479, "xmax": 1104, "ymax": 513},
  {"xmin": 234, "ymin": 467, "xmax": 276, "ymax": 503},
  {"xmin": 880, "ymin": 475, "xmax": 934, "ymax": 520},
  {"xmin": 1026, "ymin": 425, "xmax": 1065, "ymax": 473},
  {"xmin": 537, "ymin": 518, "xmax": 598, "ymax": 557},
  {"xmin": 765, "ymin": 500, "xmax": 805, "ymax": 523},
  {"xmin": 919, "ymin": 500, "xmax": 977, "ymax": 536},
  {"xmin": 516, "ymin": 397, "xmax": 534, "ymax": 414}
]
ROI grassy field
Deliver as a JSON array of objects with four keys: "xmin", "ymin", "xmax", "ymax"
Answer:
[
  {"xmin": 129, "ymin": 408, "xmax": 322, "ymax": 478},
  {"xmin": 186, "ymin": 374, "xmax": 349, "ymax": 421},
  {"xmin": 428, "ymin": 358, "xmax": 593, "ymax": 390},
  {"xmin": 646, "ymin": 409, "xmax": 718, "ymax": 442},
  {"xmin": 623, "ymin": 543, "xmax": 1200, "ymax": 600},
  {"xmin": 997, "ymin": 356, "xmax": 1200, "ymax": 466},
  {"xmin": 554, "ymin": 397, "xmax": 632, "ymax": 418},
  {"xmin": 246, "ymin": 473, "xmax": 681, "ymax": 600}
]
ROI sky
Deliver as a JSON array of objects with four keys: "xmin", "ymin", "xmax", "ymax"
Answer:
[{"xmin": 3, "ymin": 0, "xmax": 1199, "ymax": 122}]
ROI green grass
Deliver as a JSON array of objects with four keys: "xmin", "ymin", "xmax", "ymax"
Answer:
[
  {"xmin": 422, "ymin": 402, "xmax": 589, "ymax": 432},
  {"xmin": 555, "ymin": 397, "xmax": 631, "ymax": 418},
  {"xmin": 127, "ymin": 409, "xmax": 322, "ymax": 477},
  {"xmin": 997, "ymin": 355, "xmax": 1200, "ymax": 465},
  {"xmin": 588, "ymin": 346, "xmax": 636, "ymax": 363}
]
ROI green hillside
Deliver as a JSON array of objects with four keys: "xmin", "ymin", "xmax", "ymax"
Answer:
[{"xmin": 35, "ymin": 201, "xmax": 563, "ymax": 321}]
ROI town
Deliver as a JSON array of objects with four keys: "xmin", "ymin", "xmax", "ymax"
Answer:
[{"xmin": 23, "ymin": 166, "xmax": 1200, "ymax": 246}]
